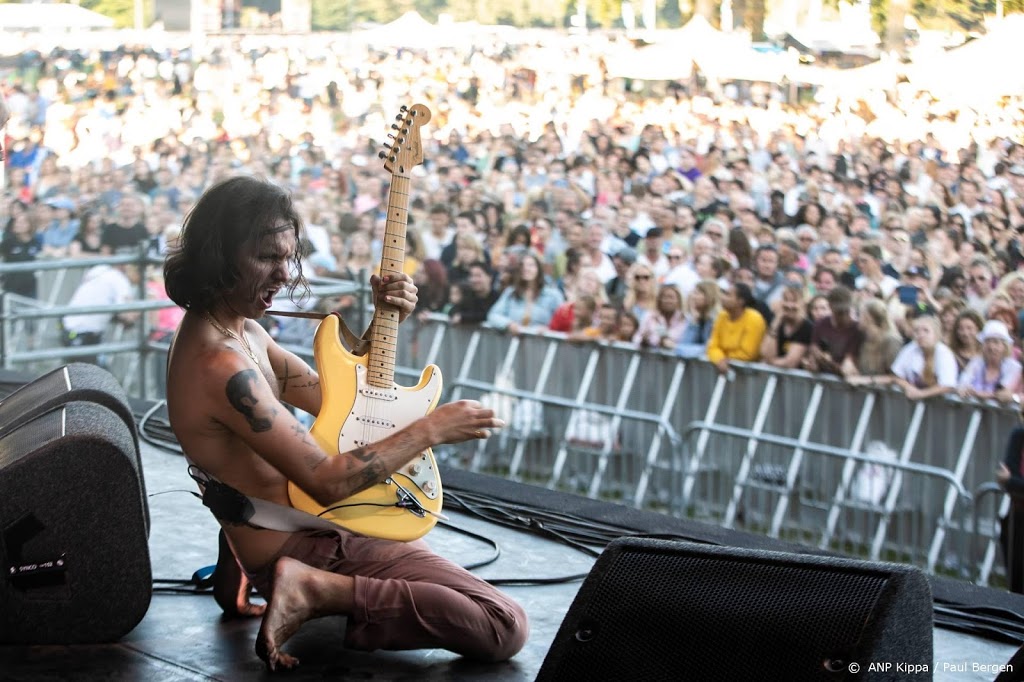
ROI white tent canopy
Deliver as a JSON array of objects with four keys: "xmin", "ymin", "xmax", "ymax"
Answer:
[
  {"xmin": 357, "ymin": 11, "xmax": 447, "ymax": 49},
  {"xmin": 905, "ymin": 14, "xmax": 1024, "ymax": 100},
  {"xmin": 0, "ymin": 3, "xmax": 114, "ymax": 30},
  {"xmin": 607, "ymin": 15, "xmax": 793, "ymax": 83}
]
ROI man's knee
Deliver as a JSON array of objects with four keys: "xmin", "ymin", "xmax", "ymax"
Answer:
[{"xmin": 478, "ymin": 600, "xmax": 530, "ymax": 662}]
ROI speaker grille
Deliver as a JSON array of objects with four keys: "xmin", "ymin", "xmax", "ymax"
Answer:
[
  {"xmin": 0, "ymin": 366, "xmax": 70, "ymax": 421},
  {"xmin": 540, "ymin": 540, "xmax": 914, "ymax": 681},
  {"xmin": 0, "ymin": 408, "xmax": 63, "ymax": 471},
  {"xmin": 616, "ymin": 551, "xmax": 880, "ymax": 675}
]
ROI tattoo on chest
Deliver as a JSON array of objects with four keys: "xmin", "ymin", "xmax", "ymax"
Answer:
[{"xmin": 226, "ymin": 369, "xmax": 277, "ymax": 432}]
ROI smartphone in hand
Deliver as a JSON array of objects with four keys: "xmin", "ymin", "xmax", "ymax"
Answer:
[{"xmin": 896, "ymin": 285, "xmax": 918, "ymax": 305}]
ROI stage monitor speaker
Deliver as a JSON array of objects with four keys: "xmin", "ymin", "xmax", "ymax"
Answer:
[
  {"xmin": 0, "ymin": 363, "xmax": 148, "ymax": 532},
  {"xmin": 0, "ymin": 401, "xmax": 152, "ymax": 644},
  {"xmin": 538, "ymin": 537, "xmax": 933, "ymax": 682}
]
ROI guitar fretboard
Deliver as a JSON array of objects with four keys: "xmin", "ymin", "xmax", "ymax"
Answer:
[{"xmin": 367, "ymin": 174, "xmax": 409, "ymax": 388}]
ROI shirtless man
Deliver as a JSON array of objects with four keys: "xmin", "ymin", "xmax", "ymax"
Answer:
[{"xmin": 164, "ymin": 176, "xmax": 528, "ymax": 671}]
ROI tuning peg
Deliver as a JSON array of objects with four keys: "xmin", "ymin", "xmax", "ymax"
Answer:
[
  {"xmin": 395, "ymin": 114, "xmax": 404, "ymax": 121},
  {"xmin": 378, "ymin": 151, "xmax": 387, "ymax": 159},
  {"xmin": 391, "ymin": 123, "xmax": 399, "ymax": 130},
  {"xmin": 400, "ymin": 105, "xmax": 408, "ymax": 112},
  {"xmin": 382, "ymin": 143, "xmax": 392, "ymax": 150}
]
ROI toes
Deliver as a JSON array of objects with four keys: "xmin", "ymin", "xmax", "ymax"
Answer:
[
  {"xmin": 277, "ymin": 652, "xmax": 300, "ymax": 670},
  {"xmin": 239, "ymin": 602, "xmax": 267, "ymax": 618}
]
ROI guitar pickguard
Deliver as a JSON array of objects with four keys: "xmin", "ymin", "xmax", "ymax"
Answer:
[{"xmin": 339, "ymin": 364, "xmax": 442, "ymax": 500}]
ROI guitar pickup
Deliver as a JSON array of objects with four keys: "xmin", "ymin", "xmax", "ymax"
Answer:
[
  {"xmin": 359, "ymin": 387, "xmax": 398, "ymax": 401},
  {"xmin": 354, "ymin": 416, "xmax": 395, "ymax": 429}
]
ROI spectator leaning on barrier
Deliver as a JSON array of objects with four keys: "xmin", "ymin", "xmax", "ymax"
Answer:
[
  {"xmin": 846, "ymin": 298, "xmax": 904, "ymax": 383},
  {"xmin": 0, "ymin": 212, "xmax": 42, "ymax": 299},
  {"xmin": 705, "ymin": 281, "xmax": 766, "ymax": 374},
  {"xmin": 449, "ymin": 261, "xmax": 498, "ymax": 326},
  {"xmin": 675, "ymin": 279, "xmax": 720, "ymax": 360},
  {"xmin": 759, "ymin": 282, "xmax": 812, "ymax": 370},
  {"xmin": 805, "ymin": 285, "xmax": 863, "ymax": 377},
  {"xmin": 949, "ymin": 308, "xmax": 985, "ymax": 373},
  {"xmin": 957, "ymin": 320, "xmax": 1022, "ymax": 403},
  {"xmin": 60, "ymin": 250, "xmax": 141, "ymax": 365},
  {"xmin": 486, "ymin": 250, "xmax": 563, "ymax": 334},
  {"xmin": 633, "ymin": 283, "xmax": 686, "ymax": 351},
  {"xmin": 889, "ymin": 314, "xmax": 959, "ymax": 401}
]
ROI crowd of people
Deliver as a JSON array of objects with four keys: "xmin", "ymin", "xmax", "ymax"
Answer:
[
  {"xmin": 1, "ymin": 20, "xmax": 1024, "ymax": 602},
  {"xmin": 1, "ymin": 32, "xmax": 1024, "ymax": 406}
]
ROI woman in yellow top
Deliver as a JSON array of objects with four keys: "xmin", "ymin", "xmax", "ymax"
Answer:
[{"xmin": 706, "ymin": 281, "xmax": 767, "ymax": 374}]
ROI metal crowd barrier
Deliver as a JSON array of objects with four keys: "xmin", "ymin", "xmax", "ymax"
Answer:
[
  {"xmin": 0, "ymin": 253, "xmax": 365, "ymax": 399},
  {"xmin": 398, "ymin": 314, "xmax": 1020, "ymax": 589},
  {"xmin": 0, "ymin": 258, "xmax": 1019, "ymax": 590}
]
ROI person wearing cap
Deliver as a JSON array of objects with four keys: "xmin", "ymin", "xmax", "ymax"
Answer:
[{"xmin": 957, "ymin": 320, "xmax": 1022, "ymax": 403}]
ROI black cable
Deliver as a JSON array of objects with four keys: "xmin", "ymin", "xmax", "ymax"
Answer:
[
  {"xmin": 436, "ymin": 520, "xmax": 501, "ymax": 571},
  {"xmin": 134, "ymin": 406, "xmax": 1024, "ymax": 644},
  {"xmin": 138, "ymin": 399, "xmax": 183, "ymax": 455}
]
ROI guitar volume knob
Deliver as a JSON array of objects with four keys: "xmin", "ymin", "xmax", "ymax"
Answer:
[{"xmin": 408, "ymin": 463, "xmax": 421, "ymax": 476}]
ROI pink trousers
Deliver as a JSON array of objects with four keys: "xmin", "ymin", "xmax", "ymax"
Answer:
[{"xmin": 247, "ymin": 529, "xmax": 529, "ymax": 662}]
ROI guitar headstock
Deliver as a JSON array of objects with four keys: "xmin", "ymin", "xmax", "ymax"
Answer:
[{"xmin": 379, "ymin": 103, "xmax": 431, "ymax": 177}]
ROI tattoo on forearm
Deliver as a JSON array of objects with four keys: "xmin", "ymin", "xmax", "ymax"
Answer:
[
  {"xmin": 289, "ymin": 422, "xmax": 313, "ymax": 447},
  {"xmin": 350, "ymin": 446, "xmax": 376, "ymax": 463},
  {"xmin": 276, "ymin": 359, "xmax": 320, "ymax": 394},
  {"xmin": 226, "ymin": 370, "xmax": 276, "ymax": 432},
  {"xmin": 303, "ymin": 451, "xmax": 327, "ymax": 471},
  {"xmin": 351, "ymin": 458, "xmax": 385, "ymax": 494}
]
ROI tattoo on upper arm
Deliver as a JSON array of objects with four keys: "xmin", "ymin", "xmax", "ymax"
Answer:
[
  {"xmin": 276, "ymin": 358, "xmax": 320, "ymax": 395},
  {"xmin": 226, "ymin": 369, "xmax": 277, "ymax": 432},
  {"xmin": 277, "ymin": 359, "xmax": 289, "ymax": 395}
]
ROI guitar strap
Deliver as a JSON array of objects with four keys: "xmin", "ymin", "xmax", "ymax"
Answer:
[
  {"xmin": 185, "ymin": 457, "xmax": 338, "ymax": 533},
  {"xmin": 267, "ymin": 310, "xmax": 372, "ymax": 357},
  {"xmin": 336, "ymin": 314, "xmax": 373, "ymax": 357}
]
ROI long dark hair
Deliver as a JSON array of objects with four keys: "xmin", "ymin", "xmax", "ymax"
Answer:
[{"xmin": 164, "ymin": 176, "xmax": 306, "ymax": 312}]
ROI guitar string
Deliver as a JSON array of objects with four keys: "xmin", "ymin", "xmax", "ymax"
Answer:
[{"xmin": 373, "ymin": 174, "xmax": 408, "ymax": 452}]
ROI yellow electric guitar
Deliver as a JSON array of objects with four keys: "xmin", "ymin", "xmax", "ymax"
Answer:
[{"xmin": 287, "ymin": 103, "xmax": 443, "ymax": 542}]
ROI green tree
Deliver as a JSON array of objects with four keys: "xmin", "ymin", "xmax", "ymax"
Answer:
[
  {"xmin": 311, "ymin": 0, "xmax": 351, "ymax": 30},
  {"xmin": 81, "ymin": 0, "xmax": 138, "ymax": 28}
]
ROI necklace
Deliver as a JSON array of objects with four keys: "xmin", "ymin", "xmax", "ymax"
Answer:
[{"xmin": 204, "ymin": 313, "xmax": 260, "ymax": 365}]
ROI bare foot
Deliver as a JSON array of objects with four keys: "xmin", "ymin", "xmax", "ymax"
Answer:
[
  {"xmin": 255, "ymin": 557, "xmax": 316, "ymax": 672},
  {"xmin": 213, "ymin": 529, "xmax": 266, "ymax": 618}
]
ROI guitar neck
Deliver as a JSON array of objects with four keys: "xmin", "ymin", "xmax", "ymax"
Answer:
[{"xmin": 368, "ymin": 173, "xmax": 410, "ymax": 388}]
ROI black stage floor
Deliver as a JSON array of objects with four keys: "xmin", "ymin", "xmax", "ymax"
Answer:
[{"xmin": 1, "ymin": 397, "xmax": 1023, "ymax": 681}]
